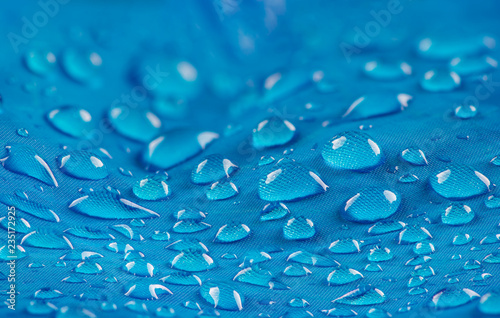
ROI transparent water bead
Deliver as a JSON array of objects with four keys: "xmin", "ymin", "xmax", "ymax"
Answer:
[
  {"xmin": 430, "ymin": 288, "xmax": 480, "ymax": 309},
  {"xmin": 417, "ymin": 35, "xmax": 495, "ymax": 60},
  {"xmin": 108, "ymin": 106, "xmax": 161, "ymax": 142},
  {"xmin": 260, "ymin": 202, "xmax": 290, "ymax": 221},
  {"xmin": 363, "ymin": 60, "xmax": 412, "ymax": 80},
  {"xmin": 0, "ymin": 245, "xmax": 27, "ymax": 260},
  {"xmin": 259, "ymin": 155, "xmax": 275, "ymax": 166},
  {"xmin": 450, "ymin": 56, "xmax": 498, "ymax": 76},
  {"xmin": 368, "ymin": 220, "xmax": 406, "ymax": 235},
  {"xmin": 166, "ymin": 238, "xmax": 208, "ymax": 252},
  {"xmin": 160, "ymin": 272, "xmax": 202, "ymax": 286},
  {"xmin": 233, "ymin": 266, "xmax": 288, "ymax": 290},
  {"xmin": 342, "ymin": 187, "xmax": 401, "ymax": 223},
  {"xmin": 333, "ymin": 285, "xmax": 386, "ymax": 306},
  {"xmin": 17, "ymin": 128, "xmax": 29, "ymax": 137},
  {"xmin": 327, "ymin": 266, "xmax": 363, "ymax": 286},
  {"xmin": 206, "ymin": 180, "xmax": 239, "ymax": 200},
  {"xmin": 421, "ymin": 70, "xmax": 461, "ymax": 92},
  {"xmin": 258, "ymin": 159, "xmax": 328, "ymax": 201},
  {"xmin": 430, "ymin": 164, "xmax": 490, "ymax": 199},
  {"xmin": 69, "ymin": 190, "xmax": 159, "ymax": 220},
  {"xmin": 484, "ymin": 252, "xmax": 500, "ymax": 264},
  {"xmin": 173, "ymin": 207, "xmax": 206, "ymax": 221},
  {"xmin": 191, "ymin": 154, "xmax": 238, "ymax": 185},
  {"xmin": 21, "ymin": 230, "xmax": 73, "ymax": 249},
  {"xmin": 58, "ymin": 151, "xmax": 108, "ymax": 180},
  {"xmin": 133, "ymin": 173, "xmax": 170, "ymax": 201},
  {"xmin": 413, "ymin": 242, "xmax": 435, "ymax": 255},
  {"xmin": 412, "ymin": 265, "xmax": 435, "ymax": 277},
  {"xmin": 74, "ymin": 261, "xmax": 103, "ymax": 275},
  {"xmin": 399, "ymin": 173, "xmax": 419, "ymax": 183},
  {"xmin": 364, "ymin": 263, "xmax": 381, "ymax": 272},
  {"xmin": 283, "ymin": 264, "xmax": 312, "ymax": 277},
  {"xmin": 368, "ymin": 247, "xmax": 393, "ymax": 262},
  {"xmin": 122, "ymin": 259, "xmax": 158, "ymax": 277},
  {"xmin": 287, "ymin": 250, "xmax": 339, "ymax": 267},
  {"xmin": 252, "ymin": 116, "xmax": 296, "ymax": 149},
  {"xmin": 322, "ymin": 131, "xmax": 384, "ymax": 171},
  {"xmin": 321, "ymin": 306, "xmax": 358, "ymax": 317},
  {"xmin": 329, "ymin": 238, "xmax": 362, "ymax": 254},
  {"xmin": 454, "ymin": 105, "xmax": 478, "ymax": 119},
  {"xmin": 26, "ymin": 300, "xmax": 57, "ymax": 316},
  {"xmin": 289, "ymin": 298, "xmax": 309, "ymax": 308},
  {"xmin": 172, "ymin": 219, "xmax": 211, "ymax": 234},
  {"xmin": 366, "ymin": 307, "xmax": 392, "ymax": 318},
  {"xmin": 0, "ymin": 216, "xmax": 31, "ymax": 233},
  {"xmin": 408, "ymin": 276, "xmax": 426, "ymax": 288},
  {"xmin": 124, "ymin": 281, "xmax": 172, "ymax": 300},
  {"xmin": 24, "ymin": 48, "xmax": 57, "ymax": 76},
  {"xmin": 141, "ymin": 129, "xmax": 219, "ymax": 170},
  {"xmin": 464, "ymin": 259, "xmax": 481, "ymax": 270},
  {"xmin": 34, "ymin": 288, "xmax": 64, "ymax": 300},
  {"xmin": 479, "ymin": 289, "xmax": 500, "ymax": 315},
  {"xmin": 283, "ymin": 216, "xmax": 315, "ymax": 240},
  {"xmin": 0, "ymin": 192, "xmax": 60, "ymax": 222},
  {"xmin": 46, "ymin": 105, "xmax": 93, "ymax": 138},
  {"xmin": 1, "ymin": 144, "xmax": 58, "ymax": 187},
  {"xmin": 398, "ymin": 225, "xmax": 432, "ymax": 244},
  {"xmin": 401, "ymin": 147, "xmax": 428, "ymax": 166},
  {"xmin": 342, "ymin": 93, "xmax": 412, "ymax": 121},
  {"xmin": 491, "ymin": 157, "xmax": 500, "ymax": 167},
  {"xmin": 199, "ymin": 281, "xmax": 244, "ymax": 311},
  {"xmin": 170, "ymin": 249, "xmax": 216, "ymax": 272},
  {"xmin": 442, "ymin": 203, "xmax": 475, "ymax": 225},
  {"xmin": 215, "ymin": 223, "xmax": 251, "ymax": 243},
  {"xmin": 61, "ymin": 48, "xmax": 102, "ymax": 84},
  {"xmin": 453, "ymin": 233, "xmax": 472, "ymax": 246}
]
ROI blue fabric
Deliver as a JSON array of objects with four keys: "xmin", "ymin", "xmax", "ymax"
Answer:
[{"xmin": 1, "ymin": 1, "xmax": 500, "ymax": 317}]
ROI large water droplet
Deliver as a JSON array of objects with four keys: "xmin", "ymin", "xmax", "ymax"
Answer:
[
  {"xmin": 252, "ymin": 116, "xmax": 296, "ymax": 149},
  {"xmin": 421, "ymin": 70, "xmax": 461, "ymax": 92},
  {"xmin": 322, "ymin": 131, "xmax": 384, "ymax": 171},
  {"xmin": 206, "ymin": 180, "xmax": 239, "ymax": 200},
  {"xmin": 215, "ymin": 223, "xmax": 251, "ymax": 243},
  {"xmin": 333, "ymin": 285, "xmax": 386, "ymax": 306},
  {"xmin": 170, "ymin": 249, "xmax": 216, "ymax": 272},
  {"xmin": 454, "ymin": 105, "xmax": 478, "ymax": 119},
  {"xmin": 363, "ymin": 60, "xmax": 412, "ymax": 80},
  {"xmin": 398, "ymin": 225, "xmax": 432, "ymax": 244},
  {"xmin": 46, "ymin": 105, "xmax": 93, "ymax": 138},
  {"xmin": 133, "ymin": 172, "xmax": 170, "ymax": 201},
  {"xmin": 233, "ymin": 266, "xmax": 288, "ymax": 290},
  {"xmin": 479, "ymin": 289, "xmax": 500, "ymax": 315},
  {"xmin": 417, "ymin": 35, "xmax": 494, "ymax": 60},
  {"xmin": 69, "ymin": 191, "xmax": 160, "ymax": 219},
  {"xmin": 368, "ymin": 220, "xmax": 406, "ymax": 235},
  {"xmin": 342, "ymin": 93, "xmax": 412, "ymax": 120},
  {"xmin": 108, "ymin": 106, "xmax": 161, "ymax": 142},
  {"xmin": 430, "ymin": 164, "xmax": 491, "ymax": 199},
  {"xmin": 401, "ymin": 147, "xmax": 428, "ymax": 166},
  {"xmin": 2, "ymin": 144, "xmax": 58, "ymax": 187},
  {"xmin": 258, "ymin": 159, "xmax": 328, "ymax": 201},
  {"xmin": 283, "ymin": 216, "xmax": 315, "ymax": 240},
  {"xmin": 61, "ymin": 48, "xmax": 102, "ymax": 84},
  {"xmin": 141, "ymin": 129, "xmax": 219, "ymax": 170},
  {"xmin": 327, "ymin": 266, "xmax": 364, "ymax": 286},
  {"xmin": 260, "ymin": 202, "xmax": 290, "ymax": 221},
  {"xmin": 21, "ymin": 230, "xmax": 73, "ymax": 249},
  {"xmin": 0, "ymin": 192, "xmax": 60, "ymax": 222},
  {"xmin": 450, "ymin": 56, "xmax": 497, "ymax": 76},
  {"xmin": 430, "ymin": 288, "xmax": 480, "ymax": 309},
  {"xmin": 124, "ymin": 280, "xmax": 172, "ymax": 300},
  {"xmin": 24, "ymin": 48, "xmax": 57, "ymax": 76},
  {"xmin": 191, "ymin": 154, "xmax": 238, "ymax": 184},
  {"xmin": 58, "ymin": 151, "xmax": 108, "ymax": 180},
  {"xmin": 342, "ymin": 187, "xmax": 401, "ymax": 223},
  {"xmin": 200, "ymin": 281, "xmax": 244, "ymax": 311},
  {"xmin": 442, "ymin": 203, "xmax": 475, "ymax": 225}
]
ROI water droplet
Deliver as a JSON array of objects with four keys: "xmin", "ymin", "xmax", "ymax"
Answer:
[
  {"xmin": 398, "ymin": 225, "xmax": 432, "ymax": 244},
  {"xmin": 2, "ymin": 144, "xmax": 58, "ymax": 186},
  {"xmin": 240, "ymin": 250, "xmax": 272, "ymax": 266},
  {"xmin": 343, "ymin": 93, "xmax": 412, "ymax": 120},
  {"xmin": 327, "ymin": 266, "xmax": 364, "ymax": 286},
  {"xmin": 417, "ymin": 35, "xmax": 494, "ymax": 59},
  {"xmin": 69, "ymin": 190, "xmax": 160, "ymax": 219},
  {"xmin": 287, "ymin": 250, "xmax": 339, "ymax": 267},
  {"xmin": 491, "ymin": 157, "xmax": 500, "ymax": 167},
  {"xmin": 34, "ymin": 287, "xmax": 63, "ymax": 300},
  {"xmin": 421, "ymin": 70, "xmax": 461, "ymax": 92},
  {"xmin": 259, "ymin": 155, "xmax": 275, "ymax": 166},
  {"xmin": 333, "ymin": 285, "xmax": 386, "ymax": 306},
  {"xmin": 283, "ymin": 264, "xmax": 312, "ymax": 277},
  {"xmin": 363, "ymin": 60, "xmax": 412, "ymax": 80},
  {"xmin": 364, "ymin": 263, "xmax": 383, "ymax": 272},
  {"xmin": 258, "ymin": 159, "xmax": 328, "ymax": 201},
  {"xmin": 0, "ymin": 216, "xmax": 31, "ymax": 233},
  {"xmin": 408, "ymin": 276, "xmax": 426, "ymax": 288},
  {"xmin": 0, "ymin": 192, "xmax": 60, "ymax": 222},
  {"xmin": 329, "ymin": 238, "xmax": 362, "ymax": 254},
  {"xmin": 252, "ymin": 116, "xmax": 296, "ymax": 149},
  {"xmin": 283, "ymin": 216, "xmax": 315, "ymax": 240},
  {"xmin": 366, "ymin": 307, "xmax": 391, "ymax": 318},
  {"xmin": 133, "ymin": 172, "xmax": 170, "ymax": 200},
  {"xmin": 368, "ymin": 247, "xmax": 393, "ymax": 262},
  {"xmin": 74, "ymin": 261, "xmax": 103, "ymax": 275},
  {"xmin": 166, "ymin": 239, "xmax": 208, "ymax": 252},
  {"xmin": 260, "ymin": 202, "xmax": 290, "ymax": 221},
  {"xmin": 24, "ymin": 48, "xmax": 57, "ymax": 76},
  {"xmin": 322, "ymin": 131, "xmax": 384, "ymax": 171},
  {"xmin": 21, "ymin": 230, "xmax": 73, "ymax": 249},
  {"xmin": 442, "ymin": 203, "xmax": 475, "ymax": 225},
  {"xmin": 413, "ymin": 242, "xmax": 435, "ymax": 255},
  {"xmin": 321, "ymin": 306, "xmax": 358, "ymax": 317},
  {"xmin": 399, "ymin": 173, "xmax": 419, "ymax": 183},
  {"xmin": 454, "ymin": 105, "xmax": 478, "ymax": 119},
  {"xmin": 108, "ymin": 106, "xmax": 162, "ymax": 142},
  {"xmin": 215, "ymin": 223, "xmax": 251, "ymax": 243},
  {"xmin": 160, "ymin": 271, "xmax": 202, "ymax": 286},
  {"xmin": 124, "ymin": 280, "xmax": 172, "ymax": 300},
  {"xmin": 170, "ymin": 249, "xmax": 216, "ymax": 272},
  {"xmin": 430, "ymin": 288, "xmax": 480, "ymax": 309},
  {"xmin": 368, "ymin": 220, "xmax": 406, "ymax": 235},
  {"xmin": 200, "ymin": 281, "xmax": 244, "ymax": 311},
  {"xmin": 58, "ymin": 151, "xmax": 108, "ymax": 180},
  {"xmin": 16, "ymin": 128, "xmax": 29, "ymax": 137},
  {"xmin": 289, "ymin": 298, "xmax": 309, "ymax": 308},
  {"xmin": 0, "ymin": 245, "xmax": 27, "ymax": 260},
  {"xmin": 206, "ymin": 180, "xmax": 239, "ymax": 200},
  {"xmin": 234, "ymin": 266, "xmax": 288, "ymax": 290},
  {"xmin": 464, "ymin": 259, "xmax": 481, "ymax": 270},
  {"xmin": 453, "ymin": 233, "xmax": 472, "ymax": 245},
  {"xmin": 401, "ymin": 147, "xmax": 428, "ymax": 166},
  {"xmin": 122, "ymin": 259, "xmax": 157, "ymax": 277},
  {"xmin": 61, "ymin": 48, "xmax": 102, "ymax": 84},
  {"xmin": 172, "ymin": 219, "xmax": 211, "ymax": 234},
  {"xmin": 342, "ymin": 187, "xmax": 401, "ymax": 223},
  {"xmin": 46, "ymin": 105, "xmax": 93, "ymax": 138},
  {"xmin": 479, "ymin": 289, "xmax": 500, "ymax": 314},
  {"xmin": 191, "ymin": 154, "xmax": 238, "ymax": 184},
  {"xmin": 450, "ymin": 55, "xmax": 497, "ymax": 76},
  {"xmin": 430, "ymin": 164, "xmax": 491, "ymax": 199}
]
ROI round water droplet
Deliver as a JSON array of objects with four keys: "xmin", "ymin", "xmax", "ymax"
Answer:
[
  {"xmin": 200, "ymin": 281, "xmax": 244, "ymax": 311},
  {"xmin": 399, "ymin": 225, "xmax": 432, "ymax": 244},
  {"xmin": 421, "ymin": 70, "xmax": 461, "ymax": 92},
  {"xmin": 322, "ymin": 131, "xmax": 384, "ymax": 171},
  {"xmin": 124, "ymin": 280, "xmax": 172, "ymax": 300},
  {"xmin": 122, "ymin": 259, "xmax": 157, "ymax": 277},
  {"xmin": 108, "ymin": 106, "xmax": 162, "ymax": 142},
  {"xmin": 342, "ymin": 187, "xmax": 401, "ymax": 223},
  {"xmin": 252, "ymin": 116, "xmax": 296, "ymax": 149},
  {"xmin": 46, "ymin": 106, "xmax": 93, "ymax": 138},
  {"xmin": 58, "ymin": 151, "xmax": 108, "ymax": 180},
  {"xmin": 160, "ymin": 271, "xmax": 202, "ymax": 286},
  {"xmin": 172, "ymin": 219, "xmax": 211, "ymax": 234},
  {"xmin": 61, "ymin": 48, "xmax": 102, "ymax": 84},
  {"xmin": 16, "ymin": 128, "xmax": 29, "ymax": 137},
  {"xmin": 442, "ymin": 203, "xmax": 474, "ymax": 225},
  {"xmin": 258, "ymin": 159, "xmax": 328, "ymax": 201},
  {"xmin": 368, "ymin": 247, "xmax": 392, "ymax": 262},
  {"xmin": 343, "ymin": 93, "xmax": 412, "ymax": 121},
  {"xmin": 170, "ymin": 249, "xmax": 216, "ymax": 272},
  {"xmin": 430, "ymin": 164, "xmax": 491, "ymax": 199},
  {"xmin": 479, "ymin": 289, "xmax": 500, "ymax": 315},
  {"xmin": 417, "ymin": 35, "xmax": 494, "ymax": 60},
  {"xmin": 454, "ymin": 105, "xmax": 478, "ymax": 119},
  {"xmin": 191, "ymin": 154, "xmax": 238, "ymax": 184},
  {"xmin": 234, "ymin": 265, "xmax": 288, "ymax": 290},
  {"xmin": 141, "ymin": 129, "xmax": 219, "ymax": 170},
  {"xmin": 287, "ymin": 250, "xmax": 339, "ymax": 267},
  {"xmin": 334, "ymin": 285, "xmax": 386, "ymax": 306},
  {"xmin": 327, "ymin": 266, "xmax": 363, "ymax": 286},
  {"xmin": 215, "ymin": 223, "xmax": 251, "ymax": 243},
  {"xmin": 401, "ymin": 147, "xmax": 428, "ymax": 166},
  {"xmin": 260, "ymin": 202, "xmax": 290, "ymax": 221},
  {"xmin": 464, "ymin": 259, "xmax": 481, "ymax": 270},
  {"xmin": 283, "ymin": 216, "xmax": 315, "ymax": 240},
  {"xmin": 206, "ymin": 180, "xmax": 239, "ymax": 201},
  {"xmin": 368, "ymin": 220, "xmax": 406, "ymax": 235},
  {"xmin": 453, "ymin": 233, "xmax": 472, "ymax": 246},
  {"xmin": 408, "ymin": 276, "xmax": 426, "ymax": 288},
  {"xmin": 329, "ymin": 238, "xmax": 361, "ymax": 254},
  {"xmin": 363, "ymin": 60, "xmax": 412, "ymax": 80},
  {"xmin": 283, "ymin": 264, "xmax": 311, "ymax": 277},
  {"xmin": 430, "ymin": 288, "xmax": 480, "ymax": 309},
  {"xmin": 450, "ymin": 55, "xmax": 497, "ymax": 76},
  {"xmin": 133, "ymin": 173, "xmax": 170, "ymax": 201},
  {"xmin": 413, "ymin": 242, "xmax": 435, "ymax": 255},
  {"xmin": 24, "ymin": 48, "xmax": 57, "ymax": 76},
  {"xmin": 21, "ymin": 230, "xmax": 73, "ymax": 249}
]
